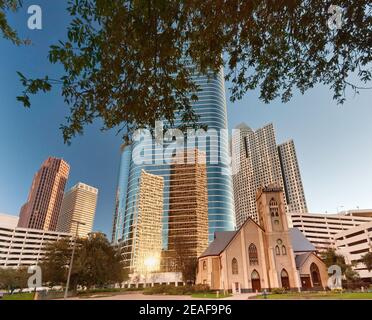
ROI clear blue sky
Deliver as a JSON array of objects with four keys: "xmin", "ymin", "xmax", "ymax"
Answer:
[{"xmin": 1, "ymin": 1, "xmax": 371, "ymax": 237}]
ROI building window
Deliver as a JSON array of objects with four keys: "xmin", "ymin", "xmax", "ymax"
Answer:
[
  {"xmin": 232, "ymin": 258, "xmax": 239, "ymax": 275},
  {"xmin": 269, "ymin": 198, "xmax": 279, "ymax": 217},
  {"xmin": 269, "ymin": 199, "xmax": 278, "ymax": 207},
  {"xmin": 275, "ymin": 245, "xmax": 281, "ymax": 255},
  {"xmin": 251, "ymin": 270, "xmax": 260, "ymax": 280},
  {"xmin": 202, "ymin": 261, "xmax": 207, "ymax": 271},
  {"xmin": 282, "ymin": 245, "xmax": 287, "ymax": 255},
  {"xmin": 249, "ymin": 243, "xmax": 259, "ymax": 265}
]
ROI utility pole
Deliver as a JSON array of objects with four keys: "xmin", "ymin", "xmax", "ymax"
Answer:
[{"xmin": 64, "ymin": 220, "xmax": 86, "ymax": 300}]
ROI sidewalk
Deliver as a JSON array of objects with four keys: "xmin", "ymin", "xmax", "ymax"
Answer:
[
  {"xmin": 63, "ymin": 292, "xmax": 260, "ymax": 300},
  {"xmin": 223, "ymin": 293, "xmax": 259, "ymax": 300}
]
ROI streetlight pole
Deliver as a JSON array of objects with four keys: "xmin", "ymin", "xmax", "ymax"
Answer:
[
  {"xmin": 64, "ymin": 220, "xmax": 86, "ymax": 300},
  {"xmin": 336, "ymin": 206, "xmax": 344, "ymax": 214}
]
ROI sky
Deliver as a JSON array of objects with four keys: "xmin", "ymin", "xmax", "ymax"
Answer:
[{"xmin": 1, "ymin": 1, "xmax": 371, "ymax": 237}]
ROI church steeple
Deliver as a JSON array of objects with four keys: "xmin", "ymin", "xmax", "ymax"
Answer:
[
  {"xmin": 256, "ymin": 184, "xmax": 288, "ymax": 232},
  {"xmin": 255, "ymin": 184, "xmax": 300, "ymax": 289}
]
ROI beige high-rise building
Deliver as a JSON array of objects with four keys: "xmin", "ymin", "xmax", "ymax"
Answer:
[
  {"xmin": 57, "ymin": 182, "xmax": 98, "ymax": 238},
  {"xmin": 232, "ymin": 123, "xmax": 307, "ymax": 228},
  {"xmin": 278, "ymin": 140, "xmax": 308, "ymax": 213},
  {"xmin": 165, "ymin": 149, "xmax": 209, "ymax": 271},
  {"xmin": 132, "ymin": 170, "xmax": 164, "ymax": 274},
  {"xmin": 18, "ymin": 157, "xmax": 70, "ymax": 231}
]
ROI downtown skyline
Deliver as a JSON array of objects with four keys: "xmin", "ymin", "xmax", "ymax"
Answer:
[
  {"xmin": 2, "ymin": 85, "xmax": 372, "ymax": 239},
  {"xmin": 1, "ymin": 1, "xmax": 372, "ymax": 238}
]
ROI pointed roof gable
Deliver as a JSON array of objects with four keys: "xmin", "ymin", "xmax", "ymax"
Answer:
[
  {"xmin": 295, "ymin": 252, "xmax": 312, "ymax": 269},
  {"xmin": 289, "ymin": 228, "xmax": 316, "ymax": 252},
  {"xmin": 199, "ymin": 231, "xmax": 237, "ymax": 258},
  {"xmin": 199, "ymin": 217, "xmax": 264, "ymax": 258}
]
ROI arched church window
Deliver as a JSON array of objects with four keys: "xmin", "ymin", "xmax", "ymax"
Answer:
[
  {"xmin": 269, "ymin": 198, "xmax": 278, "ymax": 207},
  {"xmin": 203, "ymin": 261, "xmax": 207, "ymax": 271},
  {"xmin": 249, "ymin": 244, "xmax": 259, "ymax": 265},
  {"xmin": 269, "ymin": 198, "xmax": 279, "ymax": 217},
  {"xmin": 275, "ymin": 245, "xmax": 281, "ymax": 255},
  {"xmin": 251, "ymin": 270, "xmax": 260, "ymax": 279},
  {"xmin": 282, "ymin": 245, "xmax": 287, "ymax": 255},
  {"xmin": 232, "ymin": 258, "xmax": 239, "ymax": 275},
  {"xmin": 281, "ymin": 269, "xmax": 289, "ymax": 278}
]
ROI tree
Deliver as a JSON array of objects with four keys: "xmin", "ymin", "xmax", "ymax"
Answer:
[
  {"xmin": 3, "ymin": 0, "xmax": 371, "ymax": 143},
  {"xmin": 0, "ymin": 0, "xmax": 24, "ymax": 44},
  {"xmin": 361, "ymin": 251, "xmax": 372, "ymax": 272},
  {"xmin": 75, "ymin": 232, "xmax": 128, "ymax": 289},
  {"xmin": 0, "ymin": 268, "xmax": 28, "ymax": 293},
  {"xmin": 321, "ymin": 248, "xmax": 360, "ymax": 282},
  {"xmin": 40, "ymin": 238, "xmax": 74, "ymax": 288},
  {"xmin": 322, "ymin": 248, "xmax": 349, "ymax": 273},
  {"xmin": 343, "ymin": 266, "xmax": 360, "ymax": 282},
  {"xmin": 179, "ymin": 257, "xmax": 198, "ymax": 285},
  {"xmin": 40, "ymin": 233, "xmax": 128, "ymax": 290}
]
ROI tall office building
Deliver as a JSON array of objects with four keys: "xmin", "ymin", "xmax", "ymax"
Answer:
[
  {"xmin": 112, "ymin": 143, "xmax": 132, "ymax": 243},
  {"xmin": 57, "ymin": 182, "xmax": 98, "ymax": 238},
  {"xmin": 232, "ymin": 123, "xmax": 307, "ymax": 228},
  {"xmin": 112, "ymin": 69, "xmax": 235, "ymax": 271},
  {"xmin": 132, "ymin": 170, "xmax": 164, "ymax": 274},
  {"xmin": 278, "ymin": 140, "xmax": 308, "ymax": 213},
  {"xmin": 164, "ymin": 149, "xmax": 209, "ymax": 270},
  {"xmin": 18, "ymin": 157, "xmax": 70, "ymax": 231}
]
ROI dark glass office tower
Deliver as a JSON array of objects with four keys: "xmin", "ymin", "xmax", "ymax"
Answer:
[{"xmin": 112, "ymin": 69, "xmax": 235, "ymax": 272}]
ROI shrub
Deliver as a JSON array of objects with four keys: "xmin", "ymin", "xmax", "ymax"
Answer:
[
  {"xmin": 271, "ymin": 288, "xmax": 287, "ymax": 294},
  {"xmin": 143, "ymin": 284, "xmax": 211, "ymax": 296},
  {"xmin": 193, "ymin": 284, "xmax": 210, "ymax": 292},
  {"xmin": 331, "ymin": 288, "xmax": 344, "ymax": 294}
]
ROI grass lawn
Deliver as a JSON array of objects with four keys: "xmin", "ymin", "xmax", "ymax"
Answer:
[
  {"xmin": 2, "ymin": 293, "xmax": 35, "ymax": 300},
  {"xmin": 191, "ymin": 293, "xmax": 232, "ymax": 299},
  {"xmin": 253, "ymin": 291, "xmax": 372, "ymax": 300}
]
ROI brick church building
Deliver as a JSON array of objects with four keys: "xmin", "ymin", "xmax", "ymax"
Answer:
[{"xmin": 197, "ymin": 185, "xmax": 328, "ymax": 292}]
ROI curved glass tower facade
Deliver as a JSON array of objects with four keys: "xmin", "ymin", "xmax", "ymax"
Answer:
[
  {"xmin": 112, "ymin": 69, "xmax": 235, "ymax": 271},
  {"xmin": 111, "ymin": 143, "xmax": 132, "ymax": 243}
]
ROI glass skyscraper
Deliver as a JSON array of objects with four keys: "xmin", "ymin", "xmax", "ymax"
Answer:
[{"xmin": 112, "ymin": 69, "xmax": 235, "ymax": 271}]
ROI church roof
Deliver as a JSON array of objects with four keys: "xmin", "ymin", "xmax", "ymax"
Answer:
[
  {"xmin": 289, "ymin": 228, "xmax": 316, "ymax": 252},
  {"xmin": 199, "ymin": 225, "xmax": 315, "ymax": 259},
  {"xmin": 295, "ymin": 252, "xmax": 312, "ymax": 269},
  {"xmin": 199, "ymin": 231, "xmax": 237, "ymax": 258}
]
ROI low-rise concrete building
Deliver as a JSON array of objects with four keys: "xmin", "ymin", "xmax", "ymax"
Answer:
[
  {"xmin": 289, "ymin": 210, "xmax": 372, "ymax": 252},
  {"xmin": 0, "ymin": 213, "xmax": 71, "ymax": 268},
  {"xmin": 334, "ymin": 222, "xmax": 372, "ymax": 279}
]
